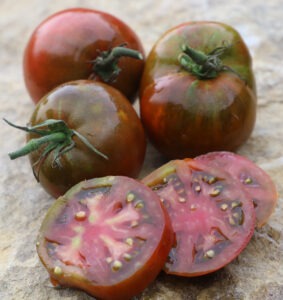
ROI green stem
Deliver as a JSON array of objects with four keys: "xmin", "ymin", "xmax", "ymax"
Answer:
[
  {"xmin": 178, "ymin": 44, "xmax": 232, "ymax": 79},
  {"xmin": 92, "ymin": 45, "xmax": 143, "ymax": 82}
]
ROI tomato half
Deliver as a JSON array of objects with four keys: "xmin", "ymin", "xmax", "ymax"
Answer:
[
  {"xmin": 24, "ymin": 8, "xmax": 145, "ymax": 103},
  {"xmin": 36, "ymin": 176, "xmax": 174, "ymax": 300},
  {"xmin": 195, "ymin": 151, "xmax": 278, "ymax": 228},
  {"xmin": 140, "ymin": 21, "xmax": 257, "ymax": 158},
  {"xmin": 142, "ymin": 159, "xmax": 255, "ymax": 277},
  {"xmin": 7, "ymin": 80, "xmax": 146, "ymax": 198}
]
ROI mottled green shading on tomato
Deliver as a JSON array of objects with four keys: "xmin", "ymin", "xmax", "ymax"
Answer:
[
  {"xmin": 27, "ymin": 80, "xmax": 146, "ymax": 198},
  {"xmin": 37, "ymin": 176, "xmax": 174, "ymax": 300},
  {"xmin": 140, "ymin": 22, "xmax": 257, "ymax": 158},
  {"xmin": 142, "ymin": 159, "xmax": 255, "ymax": 277},
  {"xmin": 24, "ymin": 8, "xmax": 145, "ymax": 103},
  {"xmin": 140, "ymin": 21, "xmax": 256, "ymax": 93},
  {"xmin": 195, "ymin": 151, "xmax": 278, "ymax": 228}
]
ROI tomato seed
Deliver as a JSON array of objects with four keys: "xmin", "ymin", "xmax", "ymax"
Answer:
[
  {"xmin": 123, "ymin": 253, "xmax": 132, "ymax": 261},
  {"xmin": 126, "ymin": 192, "xmax": 135, "ymax": 203},
  {"xmin": 209, "ymin": 188, "xmax": 221, "ymax": 197},
  {"xmin": 135, "ymin": 201, "xmax": 144, "ymax": 209},
  {"xmin": 54, "ymin": 266, "xmax": 63, "ymax": 276},
  {"xmin": 190, "ymin": 204, "xmax": 197, "ymax": 210},
  {"xmin": 194, "ymin": 185, "xmax": 201, "ymax": 192},
  {"xmin": 231, "ymin": 201, "xmax": 242, "ymax": 208},
  {"xmin": 204, "ymin": 249, "xmax": 215, "ymax": 259},
  {"xmin": 178, "ymin": 197, "xmax": 186, "ymax": 203},
  {"xmin": 220, "ymin": 203, "xmax": 228, "ymax": 211},
  {"xmin": 125, "ymin": 237, "xmax": 134, "ymax": 246},
  {"xmin": 244, "ymin": 177, "xmax": 253, "ymax": 184},
  {"xmin": 131, "ymin": 220, "xmax": 139, "ymax": 228},
  {"xmin": 75, "ymin": 211, "xmax": 86, "ymax": 221},
  {"xmin": 106, "ymin": 257, "xmax": 113, "ymax": 264},
  {"xmin": 112, "ymin": 260, "xmax": 123, "ymax": 271}
]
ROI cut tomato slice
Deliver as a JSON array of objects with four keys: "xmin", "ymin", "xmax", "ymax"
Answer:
[
  {"xmin": 142, "ymin": 159, "xmax": 255, "ymax": 277},
  {"xmin": 37, "ymin": 176, "xmax": 174, "ymax": 300},
  {"xmin": 195, "ymin": 151, "xmax": 278, "ymax": 227}
]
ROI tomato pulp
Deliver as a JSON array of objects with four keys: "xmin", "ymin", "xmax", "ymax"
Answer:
[{"xmin": 195, "ymin": 151, "xmax": 278, "ymax": 227}]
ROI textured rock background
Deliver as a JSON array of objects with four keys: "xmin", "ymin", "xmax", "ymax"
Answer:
[{"xmin": 0, "ymin": 0, "xmax": 282, "ymax": 299}]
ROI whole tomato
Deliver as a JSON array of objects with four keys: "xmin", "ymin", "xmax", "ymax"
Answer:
[
  {"xmin": 7, "ymin": 80, "xmax": 146, "ymax": 198},
  {"xmin": 23, "ymin": 8, "xmax": 145, "ymax": 103},
  {"xmin": 140, "ymin": 21, "xmax": 257, "ymax": 158}
]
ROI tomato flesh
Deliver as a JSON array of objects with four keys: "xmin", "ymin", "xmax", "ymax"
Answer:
[
  {"xmin": 142, "ymin": 159, "xmax": 255, "ymax": 277},
  {"xmin": 37, "ymin": 176, "xmax": 174, "ymax": 299},
  {"xmin": 195, "ymin": 151, "xmax": 278, "ymax": 227}
]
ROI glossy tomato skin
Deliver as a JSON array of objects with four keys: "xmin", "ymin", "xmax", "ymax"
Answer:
[
  {"xmin": 28, "ymin": 80, "xmax": 146, "ymax": 198},
  {"xmin": 24, "ymin": 8, "xmax": 145, "ymax": 103},
  {"xmin": 37, "ymin": 176, "xmax": 174, "ymax": 300},
  {"xmin": 195, "ymin": 151, "xmax": 278, "ymax": 227},
  {"xmin": 140, "ymin": 22, "xmax": 257, "ymax": 158},
  {"xmin": 142, "ymin": 159, "xmax": 255, "ymax": 277}
]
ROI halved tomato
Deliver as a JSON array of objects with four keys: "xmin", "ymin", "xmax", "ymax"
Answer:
[
  {"xmin": 142, "ymin": 159, "xmax": 255, "ymax": 277},
  {"xmin": 36, "ymin": 176, "xmax": 174, "ymax": 300},
  {"xmin": 195, "ymin": 151, "xmax": 278, "ymax": 227}
]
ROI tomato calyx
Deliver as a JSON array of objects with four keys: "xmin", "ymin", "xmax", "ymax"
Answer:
[
  {"xmin": 178, "ymin": 44, "xmax": 243, "ymax": 80},
  {"xmin": 5, "ymin": 118, "xmax": 108, "ymax": 174},
  {"xmin": 91, "ymin": 44, "xmax": 143, "ymax": 83}
]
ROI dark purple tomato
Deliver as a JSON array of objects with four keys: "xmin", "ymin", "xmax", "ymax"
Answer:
[
  {"xmin": 140, "ymin": 21, "xmax": 257, "ymax": 158},
  {"xmin": 24, "ymin": 8, "xmax": 145, "ymax": 103},
  {"xmin": 7, "ymin": 80, "xmax": 146, "ymax": 198}
]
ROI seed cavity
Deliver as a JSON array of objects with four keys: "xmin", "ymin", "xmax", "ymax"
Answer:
[
  {"xmin": 204, "ymin": 249, "xmax": 215, "ymax": 259},
  {"xmin": 75, "ymin": 211, "xmax": 86, "ymax": 221},
  {"xmin": 112, "ymin": 260, "xmax": 123, "ymax": 271},
  {"xmin": 54, "ymin": 266, "xmax": 63, "ymax": 276}
]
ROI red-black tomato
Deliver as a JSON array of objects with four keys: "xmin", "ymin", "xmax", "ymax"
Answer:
[
  {"xmin": 36, "ymin": 176, "xmax": 174, "ymax": 300},
  {"xmin": 140, "ymin": 21, "xmax": 257, "ymax": 158},
  {"xmin": 7, "ymin": 80, "xmax": 146, "ymax": 198},
  {"xmin": 195, "ymin": 151, "xmax": 278, "ymax": 227},
  {"xmin": 142, "ymin": 159, "xmax": 255, "ymax": 277},
  {"xmin": 24, "ymin": 8, "xmax": 145, "ymax": 103}
]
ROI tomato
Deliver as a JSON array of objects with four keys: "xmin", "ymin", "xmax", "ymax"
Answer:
[
  {"xmin": 7, "ymin": 80, "xmax": 146, "ymax": 198},
  {"xmin": 140, "ymin": 21, "xmax": 257, "ymax": 158},
  {"xmin": 195, "ymin": 151, "xmax": 278, "ymax": 228},
  {"xmin": 142, "ymin": 159, "xmax": 255, "ymax": 277},
  {"xmin": 36, "ymin": 176, "xmax": 174, "ymax": 300},
  {"xmin": 23, "ymin": 8, "xmax": 145, "ymax": 103}
]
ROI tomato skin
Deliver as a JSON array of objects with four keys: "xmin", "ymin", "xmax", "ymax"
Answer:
[
  {"xmin": 195, "ymin": 151, "xmax": 278, "ymax": 227},
  {"xmin": 140, "ymin": 21, "xmax": 257, "ymax": 158},
  {"xmin": 24, "ymin": 8, "xmax": 145, "ymax": 103},
  {"xmin": 142, "ymin": 159, "xmax": 255, "ymax": 277},
  {"xmin": 37, "ymin": 176, "xmax": 174, "ymax": 300},
  {"xmin": 27, "ymin": 80, "xmax": 146, "ymax": 198}
]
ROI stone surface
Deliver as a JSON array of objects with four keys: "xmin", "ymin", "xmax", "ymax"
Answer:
[{"xmin": 0, "ymin": 0, "xmax": 282, "ymax": 299}]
